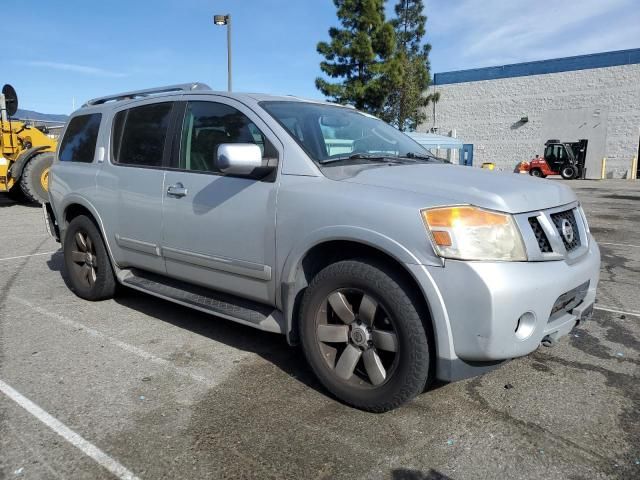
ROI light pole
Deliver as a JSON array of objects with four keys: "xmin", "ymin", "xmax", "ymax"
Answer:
[{"xmin": 213, "ymin": 14, "xmax": 232, "ymax": 92}]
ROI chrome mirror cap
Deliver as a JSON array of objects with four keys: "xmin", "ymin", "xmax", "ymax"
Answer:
[{"xmin": 216, "ymin": 143, "xmax": 262, "ymax": 175}]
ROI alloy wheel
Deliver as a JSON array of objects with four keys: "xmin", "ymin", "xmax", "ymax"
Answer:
[
  {"xmin": 70, "ymin": 231, "xmax": 98, "ymax": 288},
  {"xmin": 314, "ymin": 288, "xmax": 399, "ymax": 387}
]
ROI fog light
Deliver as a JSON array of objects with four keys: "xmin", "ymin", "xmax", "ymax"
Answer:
[{"xmin": 515, "ymin": 312, "xmax": 536, "ymax": 340}]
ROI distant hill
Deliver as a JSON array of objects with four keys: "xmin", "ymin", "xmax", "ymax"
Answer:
[{"xmin": 15, "ymin": 108, "xmax": 68, "ymax": 123}]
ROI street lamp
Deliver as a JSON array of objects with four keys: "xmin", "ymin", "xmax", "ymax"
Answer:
[{"xmin": 213, "ymin": 14, "xmax": 232, "ymax": 92}]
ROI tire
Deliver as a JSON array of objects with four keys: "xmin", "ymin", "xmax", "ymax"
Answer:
[
  {"xmin": 529, "ymin": 168, "xmax": 543, "ymax": 178},
  {"xmin": 63, "ymin": 215, "xmax": 116, "ymax": 301},
  {"xmin": 561, "ymin": 165, "xmax": 577, "ymax": 180},
  {"xmin": 299, "ymin": 259, "xmax": 431, "ymax": 412},
  {"xmin": 19, "ymin": 152, "xmax": 54, "ymax": 204}
]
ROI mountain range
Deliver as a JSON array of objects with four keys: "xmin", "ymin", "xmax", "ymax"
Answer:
[{"xmin": 15, "ymin": 108, "xmax": 68, "ymax": 123}]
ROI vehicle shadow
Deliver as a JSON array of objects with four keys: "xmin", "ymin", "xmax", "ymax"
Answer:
[
  {"xmin": 0, "ymin": 193, "xmax": 40, "ymax": 208},
  {"xmin": 392, "ymin": 469, "xmax": 454, "ymax": 480},
  {"xmin": 112, "ymin": 286, "xmax": 325, "ymax": 394},
  {"xmin": 46, "ymin": 251, "xmax": 446, "ymax": 404}
]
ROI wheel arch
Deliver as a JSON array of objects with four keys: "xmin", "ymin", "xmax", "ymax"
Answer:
[
  {"xmin": 280, "ymin": 235, "xmax": 439, "ymax": 367},
  {"xmin": 60, "ymin": 197, "xmax": 119, "ymax": 270},
  {"xmin": 7, "ymin": 146, "xmax": 50, "ymax": 181}
]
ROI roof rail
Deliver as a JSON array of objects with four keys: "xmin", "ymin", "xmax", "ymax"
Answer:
[{"xmin": 82, "ymin": 82, "xmax": 211, "ymax": 107}]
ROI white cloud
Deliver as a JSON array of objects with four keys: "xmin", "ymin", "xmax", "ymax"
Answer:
[
  {"xmin": 23, "ymin": 61, "xmax": 127, "ymax": 78},
  {"xmin": 425, "ymin": 0, "xmax": 639, "ymax": 70}
]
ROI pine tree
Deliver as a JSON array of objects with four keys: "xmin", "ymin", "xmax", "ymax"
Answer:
[
  {"xmin": 382, "ymin": 0, "xmax": 435, "ymax": 131},
  {"xmin": 315, "ymin": 0, "xmax": 397, "ymax": 114}
]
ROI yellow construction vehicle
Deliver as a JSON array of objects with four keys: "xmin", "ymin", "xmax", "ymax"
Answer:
[{"xmin": 1, "ymin": 84, "xmax": 57, "ymax": 204}]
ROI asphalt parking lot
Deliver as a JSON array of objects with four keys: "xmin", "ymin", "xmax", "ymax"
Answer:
[{"xmin": 0, "ymin": 179, "xmax": 638, "ymax": 480}]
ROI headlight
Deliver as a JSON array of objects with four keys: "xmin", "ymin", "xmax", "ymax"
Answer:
[{"xmin": 421, "ymin": 205, "xmax": 527, "ymax": 261}]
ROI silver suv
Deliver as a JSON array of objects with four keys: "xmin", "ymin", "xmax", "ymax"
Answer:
[{"xmin": 44, "ymin": 83, "xmax": 600, "ymax": 411}]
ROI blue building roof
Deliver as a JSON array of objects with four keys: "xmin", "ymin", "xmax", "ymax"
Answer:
[{"xmin": 434, "ymin": 48, "xmax": 640, "ymax": 85}]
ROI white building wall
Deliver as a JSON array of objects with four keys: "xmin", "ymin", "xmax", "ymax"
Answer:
[{"xmin": 420, "ymin": 64, "xmax": 640, "ymax": 178}]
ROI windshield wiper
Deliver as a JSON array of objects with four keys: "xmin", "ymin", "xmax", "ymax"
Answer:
[
  {"xmin": 401, "ymin": 152, "xmax": 450, "ymax": 163},
  {"xmin": 403, "ymin": 152, "xmax": 436, "ymax": 160},
  {"xmin": 319, "ymin": 153, "xmax": 402, "ymax": 165}
]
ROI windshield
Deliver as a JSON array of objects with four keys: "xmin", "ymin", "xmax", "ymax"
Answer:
[{"xmin": 260, "ymin": 101, "xmax": 429, "ymax": 164}]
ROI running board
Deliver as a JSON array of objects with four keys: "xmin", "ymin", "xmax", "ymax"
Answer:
[{"xmin": 117, "ymin": 269, "xmax": 283, "ymax": 334}]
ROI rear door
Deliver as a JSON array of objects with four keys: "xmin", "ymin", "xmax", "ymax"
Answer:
[
  {"xmin": 161, "ymin": 98, "xmax": 280, "ymax": 304},
  {"xmin": 96, "ymin": 100, "xmax": 177, "ymax": 274}
]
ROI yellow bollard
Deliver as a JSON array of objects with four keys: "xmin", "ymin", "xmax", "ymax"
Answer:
[
  {"xmin": 600, "ymin": 157, "xmax": 607, "ymax": 179},
  {"xmin": 631, "ymin": 156, "xmax": 638, "ymax": 180}
]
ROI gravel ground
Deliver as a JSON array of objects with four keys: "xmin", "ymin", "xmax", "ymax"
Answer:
[{"xmin": 0, "ymin": 179, "xmax": 638, "ymax": 480}]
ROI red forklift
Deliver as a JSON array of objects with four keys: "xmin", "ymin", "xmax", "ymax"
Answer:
[{"xmin": 527, "ymin": 139, "xmax": 588, "ymax": 179}]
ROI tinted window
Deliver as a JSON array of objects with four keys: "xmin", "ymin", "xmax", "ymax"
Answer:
[
  {"xmin": 113, "ymin": 102, "xmax": 173, "ymax": 167},
  {"xmin": 59, "ymin": 113, "xmax": 102, "ymax": 163},
  {"xmin": 179, "ymin": 101, "xmax": 275, "ymax": 173}
]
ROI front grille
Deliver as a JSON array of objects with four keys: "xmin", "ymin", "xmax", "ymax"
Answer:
[
  {"xmin": 528, "ymin": 217, "xmax": 552, "ymax": 253},
  {"xmin": 550, "ymin": 209, "xmax": 581, "ymax": 252},
  {"xmin": 550, "ymin": 281, "xmax": 590, "ymax": 318}
]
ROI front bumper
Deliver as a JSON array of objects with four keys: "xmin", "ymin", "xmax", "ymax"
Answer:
[
  {"xmin": 426, "ymin": 235, "xmax": 600, "ymax": 362},
  {"xmin": 42, "ymin": 202, "xmax": 60, "ymax": 242}
]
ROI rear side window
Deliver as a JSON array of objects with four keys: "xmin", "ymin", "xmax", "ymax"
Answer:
[
  {"xmin": 59, "ymin": 113, "xmax": 102, "ymax": 162},
  {"xmin": 112, "ymin": 102, "xmax": 173, "ymax": 167}
]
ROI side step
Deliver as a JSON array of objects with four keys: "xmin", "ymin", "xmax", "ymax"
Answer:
[{"xmin": 118, "ymin": 269, "xmax": 284, "ymax": 334}]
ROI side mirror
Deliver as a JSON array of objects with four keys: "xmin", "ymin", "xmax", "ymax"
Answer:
[{"xmin": 215, "ymin": 143, "xmax": 263, "ymax": 176}]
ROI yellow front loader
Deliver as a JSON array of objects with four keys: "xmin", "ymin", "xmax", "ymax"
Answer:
[{"xmin": 0, "ymin": 84, "xmax": 58, "ymax": 204}]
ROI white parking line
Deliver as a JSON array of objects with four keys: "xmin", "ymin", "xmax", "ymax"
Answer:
[
  {"xmin": 598, "ymin": 242, "xmax": 640, "ymax": 249},
  {"xmin": 8, "ymin": 296, "xmax": 212, "ymax": 386},
  {"xmin": 594, "ymin": 305, "xmax": 640, "ymax": 317},
  {"xmin": 0, "ymin": 379, "xmax": 140, "ymax": 480},
  {"xmin": 0, "ymin": 251, "xmax": 59, "ymax": 262}
]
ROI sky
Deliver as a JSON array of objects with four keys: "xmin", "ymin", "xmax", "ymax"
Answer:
[{"xmin": 5, "ymin": 0, "xmax": 639, "ymax": 114}]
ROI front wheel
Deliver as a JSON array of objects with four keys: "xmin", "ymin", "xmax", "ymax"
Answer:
[
  {"xmin": 529, "ymin": 168, "xmax": 543, "ymax": 178},
  {"xmin": 299, "ymin": 259, "xmax": 431, "ymax": 412},
  {"xmin": 63, "ymin": 215, "xmax": 116, "ymax": 301},
  {"xmin": 19, "ymin": 153, "xmax": 54, "ymax": 204},
  {"xmin": 561, "ymin": 165, "xmax": 578, "ymax": 180}
]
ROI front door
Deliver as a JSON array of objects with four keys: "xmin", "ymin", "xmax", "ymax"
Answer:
[{"xmin": 161, "ymin": 99, "xmax": 280, "ymax": 304}]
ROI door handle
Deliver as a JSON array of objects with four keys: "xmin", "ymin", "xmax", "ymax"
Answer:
[{"xmin": 167, "ymin": 183, "xmax": 188, "ymax": 197}]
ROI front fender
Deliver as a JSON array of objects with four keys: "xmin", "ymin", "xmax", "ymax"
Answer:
[
  {"xmin": 281, "ymin": 225, "xmax": 429, "ymax": 286},
  {"xmin": 8, "ymin": 146, "xmax": 49, "ymax": 180},
  {"xmin": 278, "ymin": 225, "xmax": 441, "ymax": 343}
]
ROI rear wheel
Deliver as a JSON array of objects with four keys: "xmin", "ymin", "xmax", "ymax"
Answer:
[
  {"xmin": 561, "ymin": 165, "xmax": 578, "ymax": 180},
  {"xmin": 299, "ymin": 259, "xmax": 431, "ymax": 412},
  {"xmin": 529, "ymin": 168, "xmax": 543, "ymax": 178},
  {"xmin": 19, "ymin": 153, "xmax": 53, "ymax": 204},
  {"xmin": 63, "ymin": 215, "xmax": 116, "ymax": 301}
]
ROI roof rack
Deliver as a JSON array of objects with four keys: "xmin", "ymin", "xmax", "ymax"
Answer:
[{"xmin": 82, "ymin": 82, "xmax": 211, "ymax": 107}]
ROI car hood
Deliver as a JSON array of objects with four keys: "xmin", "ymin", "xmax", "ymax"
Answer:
[{"xmin": 339, "ymin": 164, "xmax": 577, "ymax": 214}]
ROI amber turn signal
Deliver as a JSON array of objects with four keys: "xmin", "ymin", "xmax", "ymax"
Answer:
[
  {"xmin": 431, "ymin": 230, "xmax": 452, "ymax": 246},
  {"xmin": 423, "ymin": 206, "xmax": 509, "ymax": 228}
]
